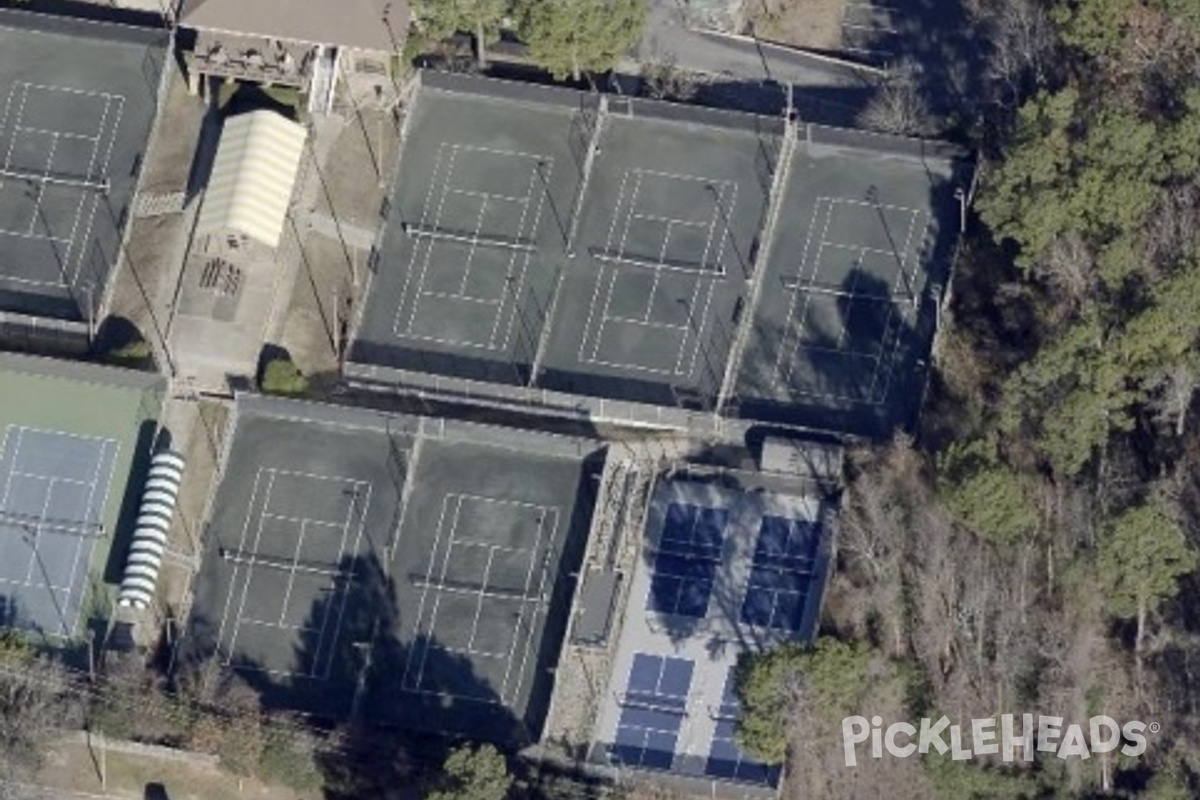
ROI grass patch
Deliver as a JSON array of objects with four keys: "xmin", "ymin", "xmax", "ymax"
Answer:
[
  {"xmin": 261, "ymin": 358, "xmax": 309, "ymax": 396},
  {"xmin": 217, "ymin": 81, "xmax": 307, "ymax": 121},
  {"xmin": 100, "ymin": 335, "xmax": 156, "ymax": 371}
]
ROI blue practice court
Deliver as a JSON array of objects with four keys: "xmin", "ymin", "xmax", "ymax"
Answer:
[
  {"xmin": 740, "ymin": 515, "xmax": 820, "ymax": 632},
  {"xmin": 646, "ymin": 502, "xmax": 729, "ymax": 619},
  {"xmin": 612, "ymin": 653, "xmax": 695, "ymax": 769}
]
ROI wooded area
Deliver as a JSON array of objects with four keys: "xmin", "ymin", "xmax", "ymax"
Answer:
[
  {"xmin": 410, "ymin": 0, "xmax": 647, "ymax": 79},
  {"xmin": 738, "ymin": 0, "xmax": 1200, "ymax": 797}
]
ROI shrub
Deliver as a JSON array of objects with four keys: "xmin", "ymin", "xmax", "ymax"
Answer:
[{"xmin": 261, "ymin": 358, "xmax": 309, "ymax": 396}]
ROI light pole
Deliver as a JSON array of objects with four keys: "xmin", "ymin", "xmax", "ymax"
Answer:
[{"xmin": 350, "ymin": 618, "xmax": 379, "ymax": 723}]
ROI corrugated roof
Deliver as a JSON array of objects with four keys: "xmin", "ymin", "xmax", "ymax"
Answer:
[
  {"xmin": 196, "ymin": 110, "xmax": 307, "ymax": 249},
  {"xmin": 179, "ymin": 0, "xmax": 407, "ymax": 52}
]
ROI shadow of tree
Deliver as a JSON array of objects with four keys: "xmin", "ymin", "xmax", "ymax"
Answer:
[
  {"xmin": 851, "ymin": 0, "xmax": 1049, "ymax": 130},
  {"xmin": 179, "ymin": 546, "xmax": 529, "ymax": 798},
  {"xmin": 635, "ymin": 467, "xmax": 834, "ymax": 660}
]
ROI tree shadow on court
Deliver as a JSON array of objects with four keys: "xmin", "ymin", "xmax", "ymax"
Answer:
[
  {"xmin": 638, "ymin": 469, "xmax": 781, "ymax": 654},
  {"xmin": 636, "ymin": 466, "xmax": 838, "ymax": 662},
  {"xmin": 218, "ymin": 548, "xmax": 527, "ymax": 798},
  {"xmin": 735, "ymin": 259, "xmax": 935, "ymax": 439}
]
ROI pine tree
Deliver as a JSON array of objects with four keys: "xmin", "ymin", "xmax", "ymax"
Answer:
[
  {"xmin": 414, "ymin": 0, "xmax": 510, "ymax": 67},
  {"xmin": 425, "ymin": 744, "xmax": 512, "ymax": 800},
  {"xmin": 1096, "ymin": 501, "xmax": 1196, "ymax": 652},
  {"xmin": 514, "ymin": 0, "xmax": 647, "ymax": 81}
]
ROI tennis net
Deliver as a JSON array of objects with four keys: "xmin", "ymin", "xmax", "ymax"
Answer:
[
  {"xmin": 0, "ymin": 167, "xmax": 110, "ymax": 192},
  {"xmin": 0, "ymin": 509, "xmax": 105, "ymax": 538},
  {"xmin": 403, "ymin": 222, "xmax": 536, "ymax": 252}
]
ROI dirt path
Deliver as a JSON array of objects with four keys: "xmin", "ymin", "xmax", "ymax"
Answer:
[{"xmin": 36, "ymin": 736, "xmax": 318, "ymax": 800}]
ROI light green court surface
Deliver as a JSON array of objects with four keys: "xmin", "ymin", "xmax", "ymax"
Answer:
[{"xmin": 0, "ymin": 352, "xmax": 165, "ymax": 638}]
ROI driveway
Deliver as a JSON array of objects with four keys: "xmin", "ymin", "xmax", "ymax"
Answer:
[{"xmin": 637, "ymin": 0, "xmax": 872, "ymax": 87}]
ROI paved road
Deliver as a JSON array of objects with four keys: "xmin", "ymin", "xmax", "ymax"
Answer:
[{"xmin": 637, "ymin": 0, "xmax": 873, "ymax": 88}]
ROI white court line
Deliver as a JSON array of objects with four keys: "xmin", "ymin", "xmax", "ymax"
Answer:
[
  {"xmin": 506, "ymin": 507, "xmax": 558, "ymax": 705},
  {"xmin": 419, "ymin": 291, "xmax": 501, "ymax": 306},
  {"xmin": 0, "ymin": 428, "xmax": 17, "ymax": 525},
  {"xmin": 864, "ymin": 214, "xmax": 929, "ymax": 402},
  {"xmin": 215, "ymin": 467, "xmax": 265, "ymax": 667},
  {"xmin": 455, "ymin": 195, "xmax": 491, "ymax": 296},
  {"xmin": 9, "ymin": 425, "xmax": 114, "ymax": 444},
  {"xmin": 0, "ymin": 84, "xmax": 30, "ymax": 170},
  {"xmin": 260, "ymin": 511, "xmax": 346, "ymax": 529},
  {"xmin": 0, "ymin": 86, "xmax": 21, "ymax": 167},
  {"xmin": 23, "ymin": 132, "xmax": 58, "ymax": 236},
  {"xmin": 403, "ymin": 492, "xmax": 557, "ymax": 705},
  {"xmin": 612, "ymin": 169, "xmax": 646, "ymax": 277},
  {"xmin": 856, "ymin": 213, "xmax": 920, "ymax": 401},
  {"xmin": 398, "ymin": 143, "xmax": 535, "ymax": 347},
  {"xmin": 629, "ymin": 212, "xmax": 711, "ymax": 227},
  {"xmin": 9, "ymin": 470, "xmax": 92, "ymax": 485},
  {"xmin": 62, "ymin": 92, "xmax": 117, "ymax": 285},
  {"xmin": 490, "ymin": 162, "xmax": 547, "ymax": 350},
  {"xmin": 775, "ymin": 196, "xmax": 932, "ymax": 404},
  {"xmin": 0, "ymin": 86, "xmax": 126, "ymax": 291},
  {"xmin": 0, "ymin": 429, "xmax": 36, "ymax": 586},
  {"xmin": 393, "ymin": 141, "xmax": 455, "ymax": 336},
  {"xmin": 584, "ymin": 169, "xmax": 735, "ymax": 377},
  {"xmin": 316, "ymin": 480, "xmax": 371, "ymax": 680},
  {"xmin": 464, "ymin": 545, "xmax": 498, "ymax": 654},
  {"xmin": 779, "ymin": 198, "xmax": 833, "ymax": 388},
  {"xmin": 409, "ymin": 493, "xmax": 464, "ymax": 690},
  {"xmin": 401, "ymin": 492, "xmax": 455, "ymax": 691},
  {"xmin": 589, "ymin": 170, "xmax": 648, "ymax": 362},
  {"xmin": 675, "ymin": 180, "xmax": 735, "ymax": 378},
  {"xmin": 681, "ymin": 270, "xmax": 719, "ymax": 380},
  {"xmin": 397, "ymin": 143, "xmax": 550, "ymax": 352},
  {"xmin": 497, "ymin": 508, "xmax": 547, "ymax": 703},
  {"xmin": 578, "ymin": 169, "xmax": 634, "ymax": 364},
  {"xmin": 818, "ymin": 241, "xmax": 914, "ymax": 259},
  {"xmin": 261, "ymin": 467, "xmax": 367, "ymax": 483},
  {"xmin": 238, "ymin": 617, "xmax": 322, "ymax": 633},
  {"xmin": 14, "ymin": 126, "xmax": 99, "ymax": 141},
  {"xmin": 18, "ymin": 82, "xmax": 119, "ymax": 99},
  {"xmin": 57, "ymin": 437, "xmax": 113, "ymax": 638},
  {"xmin": 21, "ymin": 478, "xmax": 57, "ymax": 585},
  {"xmin": 224, "ymin": 470, "xmax": 278, "ymax": 664},
  {"xmin": 814, "ymin": 196, "xmax": 925, "ymax": 214},
  {"xmin": 773, "ymin": 199, "xmax": 831, "ymax": 394},
  {"xmin": 277, "ymin": 519, "xmax": 309, "ymax": 627},
  {"xmin": 451, "ymin": 189, "xmax": 532, "ymax": 204},
  {"xmin": 0, "ymin": 575, "xmax": 72, "ymax": 592},
  {"xmin": 604, "ymin": 314, "xmax": 687, "ymax": 330},
  {"xmin": 0, "ymin": 227, "xmax": 72, "ymax": 246},
  {"xmin": 219, "ymin": 464, "xmax": 374, "ymax": 678},
  {"xmin": 640, "ymin": 220, "xmax": 673, "ymax": 322}
]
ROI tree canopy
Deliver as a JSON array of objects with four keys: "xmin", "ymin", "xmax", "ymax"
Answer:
[
  {"xmin": 514, "ymin": 0, "xmax": 647, "ymax": 80},
  {"xmin": 735, "ymin": 638, "xmax": 874, "ymax": 764},
  {"xmin": 425, "ymin": 744, "xmax": 512, "ymax": 800},
  {"xmin": 1097, "ymin": 501, "xmax": 1196, "ymax": 625}
]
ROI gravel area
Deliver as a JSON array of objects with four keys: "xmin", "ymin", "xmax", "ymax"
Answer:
[
  {"xmin": 278, "ymin": 231, "xmax": 362, "ymax": 379},
  {"xmin": 750, "ymin": 0, "xmax": 847, "ymax": 49},
  {"xmin": 314, "ymin": 107, "xmax": 399, "ymax": 228},
  {"xmin": 139, "ymin": 68, "xmax": 207, "ymax": 196}
]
